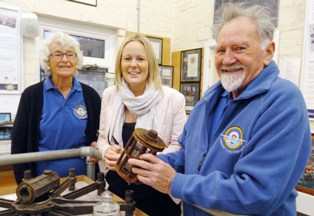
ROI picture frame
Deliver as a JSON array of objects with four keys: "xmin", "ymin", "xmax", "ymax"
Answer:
[
  {"xmin": 0, "ymin": 128, "xmax": 11, "ymax": 140},
  {"xmin": 296, "ymin": 134, "xmax": 314, "ymax": 195},
  {"xmin": 181, "ymin": 48, "xmax": 202, "ymax": 82},
  {"xmin": 147, "ymin": 36, "xmax": 163, "ymax": 65},
  {"xmin": 214, "ymin": 0, "xmax": 279, "ymax": 27},
  {"xmin": 159, "ymin": 65, "xmax": 173, "ymax": 88},
  {"xmin": 0, "ymin": 113, "xmax": 12, "ymax": 140},
  {"xmin": 67, "ymin": 0, "xmax": 97, "ymax": 7},
  {"xmin": 180, "ymin": 82, "xmax": 200, "ymax": 113}
]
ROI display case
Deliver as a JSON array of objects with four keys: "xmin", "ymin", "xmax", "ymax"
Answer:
[
  {"xmin": 76, "ymin": 66, "xmax": 109, "ymax": 96},
  {"xmin": 180, "ymin": 82, "xmax": 200, "ymax": 113},
  {"xmin": 296, "ymin": 134, "xmax": 314, "ymax": 196},
  {"xmin": 40, "ymin": 65, "xmax": 109, "ymax": 97},
  {"xmin": 0, "ymin": 113, "xmax": 12, "ymax": 140}
]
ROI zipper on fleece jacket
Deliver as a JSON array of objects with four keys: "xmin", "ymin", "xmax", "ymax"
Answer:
[{"xmin": 197, "ymin": 152, "xmax": 207, "ymax": 173}]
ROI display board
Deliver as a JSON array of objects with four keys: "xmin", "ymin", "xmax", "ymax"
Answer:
[
  {"xmin": 301, "ymin": 0, "xmax": 314, "ymax": 120},
  {"xmin": 0, "ymin": 5, "xmax": 21, "ymax": 94}
]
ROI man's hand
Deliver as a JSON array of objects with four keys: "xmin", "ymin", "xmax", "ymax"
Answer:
[
  {"xmin": 103, "ymin": 145, "xmax": 123, "ymax": 170},
  {"xmin": 128, "ymin": 154, "xmax": 176, "ymax": 194}
]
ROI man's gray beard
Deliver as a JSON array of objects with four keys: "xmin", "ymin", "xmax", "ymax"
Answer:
[{"xmin": 220, "ymin": 71, "xmax": 246, "ymax": 92}]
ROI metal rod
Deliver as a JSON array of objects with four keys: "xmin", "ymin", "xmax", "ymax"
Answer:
[{"xmin": 0, "ymin": 146, "xmax": 102, "ymax": 166}]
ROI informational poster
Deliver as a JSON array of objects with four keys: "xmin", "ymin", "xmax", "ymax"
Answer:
[
  {"xmin": 301, "ymin": 0, "xmax": 314, "ymax": 120},
  {"xmin": 0, "ymin": 6, "xmax": 21, "ymax": 93},
  {"xmin": 279, "ymin": 57, "xmax": 301, "ymax": 87}
]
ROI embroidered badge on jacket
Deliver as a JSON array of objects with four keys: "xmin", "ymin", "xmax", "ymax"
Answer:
[
  {"xmin": 74, "ymin": 104, "xmax": 87, "ymax": 119},
  {"xmin": 221, "ymin": 126, "xmax": 244, "ymax": 152}
]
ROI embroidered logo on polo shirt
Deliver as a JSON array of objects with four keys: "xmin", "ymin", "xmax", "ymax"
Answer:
[
  {"xmin": 221, "ymin": 126, "xmax": 244, "ymax": 152},
  {"xmin": 74, "ymin": 104, "xmax": 87, "ymax": 119}
]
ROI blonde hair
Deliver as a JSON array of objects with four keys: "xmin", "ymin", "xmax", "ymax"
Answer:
[{"xmin": 115, "ymin": 34, "xmax": 162, "ymax": 90}]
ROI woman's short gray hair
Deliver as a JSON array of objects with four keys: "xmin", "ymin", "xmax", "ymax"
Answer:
[
  {"xmin": 39, "ymin": 31, "xmax": 83, "ymax": 76},
  {"xmin": 212, "ymin": 3, "xmax": 275, "ymax": 50}
]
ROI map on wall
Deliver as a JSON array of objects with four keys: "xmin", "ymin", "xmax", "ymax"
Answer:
[{"xmin": 213, "ymin": 0, "xmax": 279, "ymax": 27}]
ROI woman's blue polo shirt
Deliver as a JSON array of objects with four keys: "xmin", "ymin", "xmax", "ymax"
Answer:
[{"xmin": 36, "ymin": 77, "xmax": 87, "ymax": 177}]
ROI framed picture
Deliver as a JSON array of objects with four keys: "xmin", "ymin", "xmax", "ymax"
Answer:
[
  {"xmin": 180, "ymin": 82, "xmax": 200, "ymax": 113},
  {"xmin": 296, "ymin": 135, "xmax": 314, "ymax": 195},
  {"xmin": 214, "ymin": 0, "xmax": 279, "ymax": 26},
  {"xmin": 68, "ymin": 0, "xmax": 97, "ymax": 6},
  {"xmin": 159, "ymin": 65, "xmax": 173, "ymax": 88},
  {"xmin": 0, "ymin": 127, "xmax": 11, "ymax": 140},
  {"xmin": 181, "ymin": 48, "xmax": 202, "ymax": 82},
  {"xmin": 0, "ymin": 113, "xmax": 12, "ymax": 140},
  {"xmin": 147, "ymin": 36, "xmax": 163, "ymax": 65}
]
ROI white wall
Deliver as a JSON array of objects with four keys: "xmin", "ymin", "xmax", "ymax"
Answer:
[
  {"xmin": 0, "ymin": 0, "xmax": 176, "ymax": 116},
  {"xmin": 172, "ymin": 1, "xmax": 214, "ymax": 51}
]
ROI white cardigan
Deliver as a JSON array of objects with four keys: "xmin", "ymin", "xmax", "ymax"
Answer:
[{"xmin": 97, "ymin": 85, "xmax": 187, "ymax": 159}]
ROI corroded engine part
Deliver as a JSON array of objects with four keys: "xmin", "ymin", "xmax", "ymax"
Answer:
[
  {"xmin": 116, "ymin": 128, "xmax": 166, "ymax": 184},
  {"xmin": 16, "ymin": 170, "xmax": 60, "ymax": 204}
]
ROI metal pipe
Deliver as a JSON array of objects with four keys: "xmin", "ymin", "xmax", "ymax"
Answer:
[
  {"xmin": 86, "ymin": 162, "xmax": 96, "ymax": 181},
  {"xmin": 0, "ymin": 146, "xmax": 102, "ymax": 166}
]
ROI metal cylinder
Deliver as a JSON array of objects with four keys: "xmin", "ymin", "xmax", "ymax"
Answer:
[
  {"xmin": 86, "ymin": 161, "xmax": 96, "ymax": 180},
  {"xmin": 0, "ymin": 146, "xmax": 102, "ymax": 166}
]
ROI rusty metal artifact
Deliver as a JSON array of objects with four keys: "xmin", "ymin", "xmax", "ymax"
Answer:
[{"xmin": 116, "ymin": 128, "xmax": 166, "ymax": 184}]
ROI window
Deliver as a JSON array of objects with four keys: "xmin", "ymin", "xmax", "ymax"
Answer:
[
  {"xmin": 38, "ymin": 17, "xmax": 116, "ymax": 96},
  {"xmin": 44, "ymin": 30, "xmax": 105, "ymax": 59},
  {"xmin": 38, "ymin": 17, "xmax": 116, "ymax": 69}
]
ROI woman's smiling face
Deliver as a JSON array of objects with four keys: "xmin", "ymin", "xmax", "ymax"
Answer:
[
  {"xmin": 49, "ymin": 42, "xmax": 77, "ymax": 78},
  {"xmin": 121, "ymin": 41, "xmax": 149, "ymax": 96}
]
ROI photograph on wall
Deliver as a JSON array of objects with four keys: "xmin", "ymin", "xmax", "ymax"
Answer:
[
  {"xmin": 67, "ymin": 0, "xmax": 97, "ymax": 6},
  {"xmin": 180, "ymin": 82, "xmax": 200, "ymax": 113},
  {"xmin": 181, "ymin": 48, "xmax": 202, "ymax": 82},
  {"xmin": 159, "ymin": 65, "xmax": 173, "ymax": 88},
  {"xmin": 214, "ymin": 0, "xmax": 279, "ymax": 26},
  {"xmin": 0, "ymin": 112, "xmax": 12, "ymax": 140},
  {"xmin": 147, "ymin": 36, "xmax": 163, "ymax": 65}
]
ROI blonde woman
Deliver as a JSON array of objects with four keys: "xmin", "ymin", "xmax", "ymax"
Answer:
[{"xmin": 97, "ymin": 34, "xmax": 186, "ymax": 216}]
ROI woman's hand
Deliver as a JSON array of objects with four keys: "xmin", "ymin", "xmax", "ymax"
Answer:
[
  {"xmin": 103, "ymin": 145, "xmax": 123, "ymax": 170},
  {"xmin": 88, "ymin": 141, "xmax": 99, "ymax": 164}
]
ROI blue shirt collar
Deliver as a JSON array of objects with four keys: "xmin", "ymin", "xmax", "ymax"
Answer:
[
  {"xmin": 44, "ymin": 76, "xmax": 82, "ymax": 92},
  {"xmin": 220, "ymin": 90, "xmax": 230, "ymax": 98},
  {"xmin": 236, "ymin": 61, "xmax": 279, "ymax": 99}
]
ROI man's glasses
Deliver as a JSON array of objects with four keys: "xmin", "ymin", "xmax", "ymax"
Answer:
[{"xmin": 50, "ymin": 51, "xmax": 77, "ymax": 61}]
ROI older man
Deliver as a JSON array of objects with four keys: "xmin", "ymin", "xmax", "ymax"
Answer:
[{"xmin": 129, "ymin": 3, "xmax": 311, "ymax": 216}]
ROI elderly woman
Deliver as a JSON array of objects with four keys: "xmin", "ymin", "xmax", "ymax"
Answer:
[
  {"xmin": 97, "ymin": 34, "xmax": 186, "ymax": 216},
  {"xmin": 12, "ymin": 31, "xmax": 101, "ymax": 184}
]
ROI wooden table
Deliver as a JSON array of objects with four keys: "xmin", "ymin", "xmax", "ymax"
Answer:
[{"xmin": 0, "ymin": 175, "xmax": 147, "ymax": 216}]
